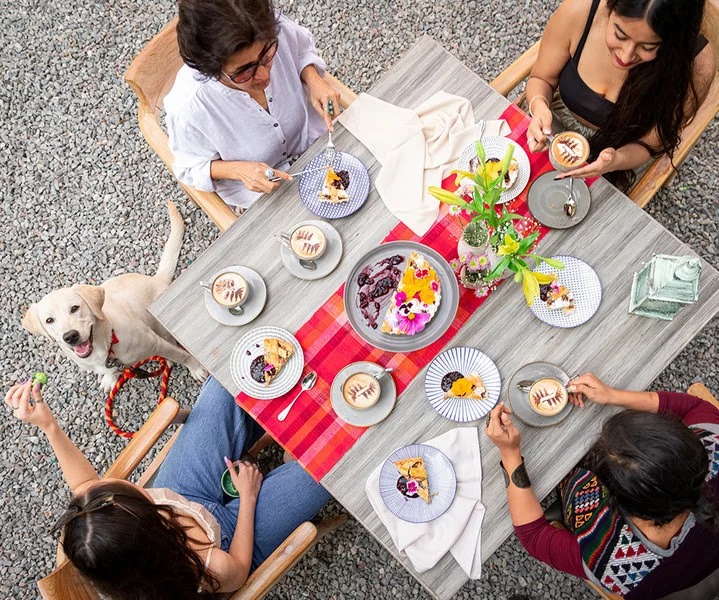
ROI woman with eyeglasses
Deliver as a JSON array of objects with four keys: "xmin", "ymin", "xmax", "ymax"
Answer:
[
  {"xmin": 165, "ymin": 0, "xmax": 341, "ymax": 212},
  {"xmin": 5, "ymin": 377, "xmax": 331, "ymax": 599},
  {"xmin": 524, "ymin": 0, "xmax": 714, "ymax": 191},
  {"xmin": 485, "ymin": 374, "xmax": 719, "ymax": 599}
]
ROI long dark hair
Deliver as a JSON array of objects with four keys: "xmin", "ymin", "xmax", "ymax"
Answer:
[
  {"xmin": 60, "ymin": 481, "xmax": 219, "ymax": 600},
  {"xmin": 588, "ymin": 411, "xmax": 719, "ymax": 529},
  {"xmin": 177, "ymin": 0, "xmax": 278, "ymax": 78},
  {"xmin": 590, "ymin": 0, "xmax": 705, "ymax": 191}
]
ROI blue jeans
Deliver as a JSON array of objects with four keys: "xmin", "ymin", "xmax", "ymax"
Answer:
[{"xmin": 152, "ymin": 376, "xmax": 332, "ymax": 568}]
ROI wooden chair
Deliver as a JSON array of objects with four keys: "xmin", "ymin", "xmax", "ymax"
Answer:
[
  {"xmin": 489, "ymin": 0, "xmax": 719, "ymax": 208},
  {"xmin": 124, "ymin": 17, "xmax": 359, "ymax": 232},
  {"xmin": 36, "ymin": 398, "xmax": 347, "ymax": 600},
  {"xmin": 550, "ymin": 382, "xmax": 718, "ymax": 599}
]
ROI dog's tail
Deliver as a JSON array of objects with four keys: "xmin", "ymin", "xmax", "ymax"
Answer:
[{"xmin": 155, "ymin": 200, "xmax": 186, "ymax": 284}]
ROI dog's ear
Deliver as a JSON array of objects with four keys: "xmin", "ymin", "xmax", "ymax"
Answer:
[
  {"xmin": 73, "ymin": 285, "xmax": 106, "ymax": 321},
  {"xmin": 22, "ymin": 304, "xmax": 52, "ymax": 339}
]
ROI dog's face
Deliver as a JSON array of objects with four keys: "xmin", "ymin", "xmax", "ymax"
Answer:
[{"xmin": 22, "ymin": 285, "xmax": 106, "ymax": 361}]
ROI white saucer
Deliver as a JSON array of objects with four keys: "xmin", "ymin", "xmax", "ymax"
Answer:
[
  {"xmin": 330, "ymin": 362, "xmax": 397, "ymax": 427},
  {"xmin": 279, "ymin": 220, "xmax": 343, "ymax": 280},
  {"xmin": 202, "ymin": 266, "xmax": 267, "ymax": 327}
]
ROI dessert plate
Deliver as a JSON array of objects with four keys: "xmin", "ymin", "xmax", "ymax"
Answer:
[
  {"xmin": 330, "ymin": 362, "xmax": 397, "ymax": 427},
  {"xmin": 424, "ymin": 347, "xmax": 501, "ymax": 422},
  {"xmin": 230, "ymin": 326, "xmax": 303, "ymax": 400},
  {"xmin": 279, "ymin": 220, "xmax": 343, "ymax": 280},
  {"xmin": 379, "ymin": 444, "xmax": 457, "ymax": 523},
  {"xmin": 298, "ymin": 151, "xmax": 370, "ymax": 219},
  {"xmin": 203, "ymin": 266, "xmax": 267, "ymax": 327},
  {"xmin": 527, "ymin": 171, "xmax": 591, "ymax": 229},
  {"xmin": 530, "ymin": 255, "xmax": 602, "ymax": 328},
  {"xmin": 506, "ymin": 361, "xmax": 573, "ymax": 428},
  {"xmin": 343, "ymin": 241, "xmax": 460, "ymax": 352},
  {"xmin": 456, "ymin": 136, "xmax": 531, "ymax": 203}
]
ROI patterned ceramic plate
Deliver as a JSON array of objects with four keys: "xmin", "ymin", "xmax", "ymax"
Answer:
[
  {"xmin": 379, "ymin": 444, "xmax": 457, "ymax": 523},
  {"xmin": 230, "ymin": 326, "xmax": 303, "ymax": 400},
  {"xmin": 456, "ymin": 136, "xmax": 531, "ymax": 203},
  {"xmin": 505, "ymin": 361, "xmax": 573, "ymax": 428},
  {"xmin": 424, "ymin": 347, "xmax": 501, "ymax": 422},
  {"xmin": 529, "ymin": 255, "xmax": 602, "ymax": 328},
  {"xmin": 298, "ymin": 151, "xmax": 371, "ymax": 219},
  {"xmin": 343, "ymin": 241, "xmax": 460, "ymax": 352}
]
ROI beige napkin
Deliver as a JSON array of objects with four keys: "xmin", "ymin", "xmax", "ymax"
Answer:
[
  {"xmin": 365, "ymin": 427, "xmax": 485, "ymax": 578},
  {"xmin": 338, "ymin": 92, "xmax": 510, "ymax": 236}
]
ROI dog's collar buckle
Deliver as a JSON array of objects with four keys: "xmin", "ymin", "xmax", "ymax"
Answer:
[{"xmin": 105, "ymin": 357, "xmax": 125, "ymax": 371}]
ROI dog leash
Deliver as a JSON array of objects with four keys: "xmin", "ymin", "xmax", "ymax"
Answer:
[{"xmin": 105, "ymin": 356, "xmax": 171, "ymax": 439}]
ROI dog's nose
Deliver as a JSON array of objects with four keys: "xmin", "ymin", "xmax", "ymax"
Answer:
[{"xmin": 63, "ymin": 330, "xmax": 80, "ymax": 345}]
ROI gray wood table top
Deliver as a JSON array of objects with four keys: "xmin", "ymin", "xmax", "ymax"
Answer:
[{"xmin": 150, "ymin": 37, "xmax": 719, "ymax": 600}]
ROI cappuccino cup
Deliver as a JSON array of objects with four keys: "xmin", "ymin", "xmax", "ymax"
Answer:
[
  {"xmin": 528, "ymin": 377, "xmax": 569, "ymax": 417},
  {"xmin": 200, "ymin": 271, "xmax": 249, "ymax": 313},
  {"xmin": 275, "ymin": 224, "xmax": 327, "ymax": 268},
  {"xmin": 341, "ymin": 368, "xmax": 391, "ymax": 410},
  {"xmin": 549, "ymin": 132, "xmax": 590, "ymax": 172}
]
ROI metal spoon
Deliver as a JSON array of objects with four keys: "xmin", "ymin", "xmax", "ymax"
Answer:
[
  {"xmin": 477, "ymin": 118, "xmax": 486, "ymax": 141},
  {"xmin": 564, "ymin": 178, "xmax": 577, "ymax": 217},
  {"xmin": 516, "ymin": 379, "xmax": 535, "ymax": 392},
  {"xmin": 298, "ymin": 258, "xmax": 317, "ymax": 271},
  {"xmin": 277, "ymin": 371, "xmax": 317, "ymax": 422}
]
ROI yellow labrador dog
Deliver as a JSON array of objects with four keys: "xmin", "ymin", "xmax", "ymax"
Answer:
[{"xmin": 22, "ymin": 201, "xmax": 206, "ymax": 393}]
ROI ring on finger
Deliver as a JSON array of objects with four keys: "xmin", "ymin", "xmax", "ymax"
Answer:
[
  {"xmin": 527, "ymin": 136, "xmax": 536, "ymax": 145},
  {"xmin": 264, "ymin": 167, "xmax": 275, "ymax": 180},
  {"xmin": 485, "ymin": 414, "xmax": 492, "ymax": 428}
]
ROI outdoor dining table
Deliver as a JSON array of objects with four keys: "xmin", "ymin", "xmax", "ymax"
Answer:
[{"xmin": 150, "ymin": 37, "xmax": 719, "ymax": 600}]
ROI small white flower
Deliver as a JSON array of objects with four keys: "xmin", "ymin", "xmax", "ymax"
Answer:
[{"xmin": 448, "ymin": 204, "xmax": 462, "ymax": 216}]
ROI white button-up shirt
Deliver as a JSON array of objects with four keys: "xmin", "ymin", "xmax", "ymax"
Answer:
[{"xmin": 164, "ymin": 14, "xmax": 327, "ymax": 208}]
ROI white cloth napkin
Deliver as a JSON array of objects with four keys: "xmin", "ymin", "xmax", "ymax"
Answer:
[
  {"xmin": 338, "ymin": 92, "xmax": 510, "ymax": 236},
  {"xmin": 365, "ymin": 427, "xmax": 485, "ymax": 578}
]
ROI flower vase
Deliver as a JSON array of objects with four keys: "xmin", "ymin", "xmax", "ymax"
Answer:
[{"xmin": 457, "ymin": 222, "xmax": 505, "ymax": 280}]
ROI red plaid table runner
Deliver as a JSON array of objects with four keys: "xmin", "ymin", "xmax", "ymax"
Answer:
[{"xmin": 235, "ymin": 103, "xmax": 594, "ymax": 482}]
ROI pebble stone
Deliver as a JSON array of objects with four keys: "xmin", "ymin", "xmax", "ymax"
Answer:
[{"xmin": 1, "ymin": 0, "xmax": 717, "ymax": 599}]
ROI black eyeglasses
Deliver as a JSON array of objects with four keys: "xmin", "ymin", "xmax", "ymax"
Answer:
[{"xmin": 223, "ymin": 39, "xmax": 278, "ymax": 84}]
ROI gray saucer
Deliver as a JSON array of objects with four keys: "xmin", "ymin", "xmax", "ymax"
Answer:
[
  {"xmin": 203, "ymin": 266, "xmax": 267, "ymax": 327},
  {"xmin": 527, "ymin": 171, "xmax": 591, "ymax": 229},
  {"xmin": 330, "ymin": 362, "xmax": 397, "ymax": 427},
  {"xmin": 279, "ymin": 220, "xmax": 343, "ymax": 280},
  {"xmin": 505, "ymin": 361, "xmax": 573, "ymax": 428}
]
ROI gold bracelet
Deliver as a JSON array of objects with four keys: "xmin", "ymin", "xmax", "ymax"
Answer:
[{"xmin": 528, "ymin": 95, "xmax": 550, "ymax": 117}]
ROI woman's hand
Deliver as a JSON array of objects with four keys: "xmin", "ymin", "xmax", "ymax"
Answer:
[
  {"xmin": 5, "ymin": 380, "xmax": 57, "ymax": 432},
  {"xmin": 556, "ymin": 148, "xmax": 617, "ymax": 179},
  {"xmin": 302, "ymin": 66, "xmax": 341, "ymax": 131},
  {"xmin": 567, "ymin": 373, "xmax": 616, "ymax": 408},
  {"xmin": 527, "ymin": 100, "xmax": 553, "ymax": 153},
  {"xmin": 213, "ymin": 161, "xmax": 291, "ymax": 193},
  {"xmin": 224, "ymin": 458, "xmax": 263, "ymax": 501},
  {"xmin": 484, "ymin": 402, "xmax": 521, "ymax": 456}
]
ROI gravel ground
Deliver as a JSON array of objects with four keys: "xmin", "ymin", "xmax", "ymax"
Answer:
[{"xmin": 1, "ymin": 0, "xmax": 717, "ymax": 598}]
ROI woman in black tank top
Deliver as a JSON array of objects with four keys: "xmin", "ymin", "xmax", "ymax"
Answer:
[{"xmin": 525, "ymin": 0, "xmax": 714, "ymax": 192}]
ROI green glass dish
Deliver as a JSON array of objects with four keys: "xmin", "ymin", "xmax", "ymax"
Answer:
[{"xmin": 221, "ymin": 468, "xmax": 239, "ymax": 498}]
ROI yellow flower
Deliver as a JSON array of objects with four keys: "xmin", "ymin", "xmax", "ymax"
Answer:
[
  {"xmin": 497, "ymin": 234, "xmax": 520, "ymax": 257},
  {"xmin": 533, "ymin": 272, "xmax": 557, "ymax": 285},
  {"xmin": 522, "ymin": 270, "xmax": 541, "ymax": 306}
]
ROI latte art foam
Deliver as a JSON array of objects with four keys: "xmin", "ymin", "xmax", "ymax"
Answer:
[
  {"xmin": 290, "ymin": 225, "xmax": 326, "ymax": 260},
  {"xmin": 211, "ymin": 272, "xmax": 248, "ymax": 307},
  {"xmin": 551, "ymin": 132, "xmax": 589, "ymax": 169}
]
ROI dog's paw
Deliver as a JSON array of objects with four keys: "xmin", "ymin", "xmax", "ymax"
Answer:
[
  {"xmin": 100, "ymin": 373, "xmax": 120, "ymax": 395},
  {"xmin": 186, "ymin": 359, "xmax": 208, "ymax": 383}
]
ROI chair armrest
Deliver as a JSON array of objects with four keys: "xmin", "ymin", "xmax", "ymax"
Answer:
[
  {"xmin": 687, "ymin": 382, "xmax": 719, "ymax": 411},
  {"xmin": 490, "ymin": 41, "xmax": 541, "ymax": 97},
  {"xmin": 228, "ymin": 522, "xmax": 318, "ymax": 600},
  {"xmin": 103, "ymin": 398, "xmax": 180, "ymax": 480},
  {"xmin": 324, "ymin": 73, "xmax": 358, "ymax": 109}
]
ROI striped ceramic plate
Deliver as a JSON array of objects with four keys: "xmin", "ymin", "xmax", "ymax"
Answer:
[
  {"xmin": 379, "ymin": 444, "xmax": 457, "ymax": 523},
  {"xmin": 230, "ymin": 326, "xmax": 303, "ymax": 400},
  {"xmin": 424, "ymin": 347, "xmax": 501, "ymax": 422}
]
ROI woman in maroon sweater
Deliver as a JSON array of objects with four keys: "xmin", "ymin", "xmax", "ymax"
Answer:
[{"xmin": 485, "ymin": 373, "xmax": 719, "ymax": 599}]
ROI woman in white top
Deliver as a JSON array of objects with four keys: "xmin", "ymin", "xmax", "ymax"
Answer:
[
  {"xmin": 5, "ymin": 376, "xmax": 331, "ymax": 599},
  {"xmin": 165, "ymin": 0, "xmax": 341, "ymax": 210}
]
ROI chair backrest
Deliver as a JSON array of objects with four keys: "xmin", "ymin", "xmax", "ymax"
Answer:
[
  {"xmin": 125, "ymin": 17, "xmax": 183, "ymax": 120},
  {"xmin": 38, "ymin": 560, "xmax": 99, "ymax": 600}
]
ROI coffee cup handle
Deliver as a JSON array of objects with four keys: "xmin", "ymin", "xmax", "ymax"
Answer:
[
  {"xmin": 373, "ymin": 367, "xmax": 393, "ymax": 382},
  {"xmin": 199, "ymin": 281, "xmax": 212, "ymax": 292},
  {"xmin": 274, "ymin": 232, "xmax": 292, "ymax": 250}
]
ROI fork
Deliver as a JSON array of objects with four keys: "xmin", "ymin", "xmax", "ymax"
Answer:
[{"xmin": 324, "ymin": 130, "xmax": 336, "ymax": 166}]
